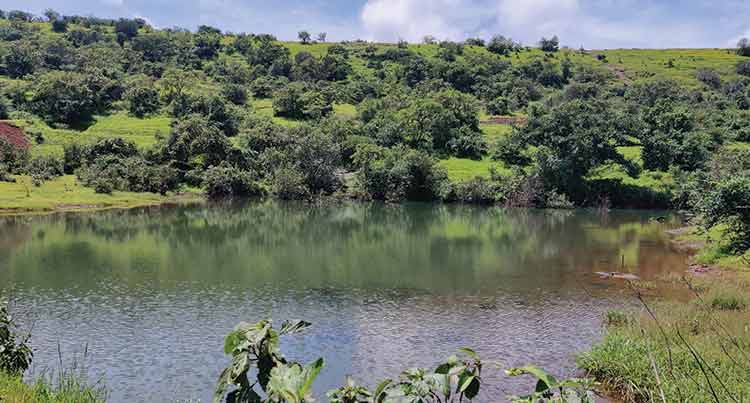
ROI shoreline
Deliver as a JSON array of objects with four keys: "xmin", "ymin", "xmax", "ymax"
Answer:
[{"xmin": 0, "ymin": 192, "xmax": 205, "ymax": 216}]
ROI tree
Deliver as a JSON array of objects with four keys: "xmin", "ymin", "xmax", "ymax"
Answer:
[
  {"xmin": 125, "ymin": 78, "xmax": 161, "ymax": 117},
  {"xmin": 115, "ymin": 18, "xmax": 140, "ymax": 41},
  {"xmin": 737, "ymin": 38, "xmax": 750, "ymax": 57},
  {"xmin": 51, "ymin": 19, "xmax": 68, "ymax": 33},
  {"xmin": 737, "ymin": 60, "xmax": 750, "ymax": 77},
  {"xmin": 507, "ymin": 100, "xmax": 628, "ymax": 200},
  {"xmin": 539, "ymin": 35, "xmax": 560, "ymax": 52},
  {"xmin": 298, "ymin": 31, "xmax": 311, "ymax": 44},
  {"xmin": 353, "ymin": 145, "xmax": 449, "ymax": 201},
  {"xmin": 43, "ymin": 8, "xmax": 60, "ymax": 22},
  {"xmin": 2, "ymin": 41, "xmax": 39, "ymax": 78},
  {"xmin": 422, "ymin": 35, "xmax": 437, "ymax": 45},
  {"xmin": 317, "ymin": 32, "xmax": 327, "ymax": 42},
  {"xmin": 30, "ymin": 71, "xmax": 96, "ymax": 126},
  {"xmin": 487, "ymin": 35, "xmax": 518, "ymax": 55},
  {"xmin": 464, "ymin": 38, "xmax": 485, "ymax": 47},
  {"xmin": 203, "ymin": 162, "xmax": 263, "ymax": 199}
]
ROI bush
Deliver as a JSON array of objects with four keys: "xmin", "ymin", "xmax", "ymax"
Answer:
[
  {"xmin": 25, "ymin": 155, "xmax": 63, "ymax": 186},
  {"xmin": 539, "ymin": 35, "xmax": 560, "ymax": 52},
  {"xmin": 124, "ymin": 81, "xmax": 161, "ymax": 117},
  {"xmin": 701, "ymin": 176, "xmax": 750, "ymax": 253},
  {"xmin": 30, "ymin": 71, "xmax": 96, "ymax": 126},
  {"xmin": 486, "ymin": 96, "xmax": 510, "ymax": 116},
  {"xmin": 736, "ymin": 61, "xmax": 750, "ymax": 77},
  {"xmin": 221, "ymin": 84, "xmax": 248, "ymax": 105},
  {"xmin": 0, "ymin": 138, "xmax": 28, "ymax": 174},
  {"xmin": 271, "ymin": 165, "xmax": 310, "ymax": 200},
  {"xmin": 696, "ymin": 68, "xmax": 722, "ymax": 89},
  {"xmin": 0, "ymin": 301, "xmax": 32, "ymax": 375},
  {"xmin": 353, "ymin": 145, "xmax": 449, "ymax": 201},
  {"xmin": 447, "ymin": 128, "xmax": 487, "ymax": 160},
  {"xmin": 737, "ymin": 38, "xmax": 750, "ymax": 57},
  {"xmin": 203, "ymin": 162, "xmax": 264, "ymax": 199},
  {"xmin": 272, "ymin": 83, "xmax": 332, "ymax": 120},
  {"xmin": 487, "ymin": 35, "xmax": 518, "ymax": 56},
  {"xmin": 449, "ymin": 177, "xmax": 502, "ymax": 204}
]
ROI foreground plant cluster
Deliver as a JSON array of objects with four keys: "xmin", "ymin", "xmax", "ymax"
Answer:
[
  {"xmin": 1, "ymin": 303, "xmax": 595, "ymax": 402},
  {"xmin": 214, "ymin": 319, "xmax": 596, "ymax": 403}
]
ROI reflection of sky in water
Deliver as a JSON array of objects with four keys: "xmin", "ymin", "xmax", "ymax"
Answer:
[{"xmin": 0, "ymin": 203, "xmax": 687, "ymax": 402}]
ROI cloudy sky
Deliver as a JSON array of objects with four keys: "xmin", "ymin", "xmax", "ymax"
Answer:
[{"xmin": 4, "ymin": 0, "xmax": 750, "ymax": 49}]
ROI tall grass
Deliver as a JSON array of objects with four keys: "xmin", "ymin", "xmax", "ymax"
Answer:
[{"xmin": 579, "ymin": 277, "xmax": 750, "ymax": 402}]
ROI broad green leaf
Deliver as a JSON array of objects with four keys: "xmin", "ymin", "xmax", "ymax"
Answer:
[
  {"xmin": 279, "ymin": 320, "xmax": 312, "ymax": 335},
  {"xmin": 458, "ymin": 347, "xmax": 480, "ymax": 361},
  {"xmin": 373, "ymin": 379, "xmax": 392, "ymax": 403},
  {"xmin": 506, "ymin": 366, "xmax": 558, "ymax": 391}
]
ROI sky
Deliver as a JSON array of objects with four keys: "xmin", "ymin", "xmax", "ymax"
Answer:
[{"xmin": 4, "ymin": 0, "xmax": 750, "ymax": 49}]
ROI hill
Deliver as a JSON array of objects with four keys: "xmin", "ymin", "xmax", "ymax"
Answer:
[{"xmin": 0, "ymin": 10, "xmax": 748, "ymax": 214}]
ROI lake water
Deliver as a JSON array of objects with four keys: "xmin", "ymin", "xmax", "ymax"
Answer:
[{"xmin": 0, "ymin": 202, "xmax": 688, "ymax": 402}]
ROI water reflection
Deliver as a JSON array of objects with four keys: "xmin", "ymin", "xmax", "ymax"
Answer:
[{"xmin": 0, "ymin": 203, "xmax": 687, "ymax": 402}]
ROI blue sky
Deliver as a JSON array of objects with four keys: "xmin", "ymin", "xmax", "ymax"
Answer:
[{"xmin": 4, "ymin": 0, "xmax": 750, "ymax": 49}]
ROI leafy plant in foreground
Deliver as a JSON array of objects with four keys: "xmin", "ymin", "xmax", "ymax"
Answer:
[
  {"xmin": 506, "ymin": 366, "xmax": 597, "ymax": 403},
  {"xmin": 0, "ymin": 300, "xmax": 32, "ymax": 375},
  {"xmin": 214, "ymin": 319, "xmax": 323, "ymax": 403}
]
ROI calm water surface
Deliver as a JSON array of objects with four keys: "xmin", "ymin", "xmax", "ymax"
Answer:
[{"xmin": 0, "ymin": 203, "xmax": 688, "ymax": 402}]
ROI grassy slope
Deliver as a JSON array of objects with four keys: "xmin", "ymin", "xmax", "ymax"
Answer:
[
  {"xmin": 2, "ymin": 35, "xmax": 749, "ymax": 206},
  {"xmin": 598, "ymin": 48, "xmax": 746, "ymax": 85},
  {"xmin": 0, "ymin": 175, "xmax": 193, "ymax": 213},
  {"xmin": 9, "ymin": 113, "xmax": 172, "ymax": 157}
]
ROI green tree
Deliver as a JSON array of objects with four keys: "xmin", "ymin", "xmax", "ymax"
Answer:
[
  {"xmin": 125, "ymin": 77, "xmax": 161, "ymax": 117},
  {"xmin": 298, "ymin": 31, "xmax": 311, "ymax": 44},
  {"xmin": 30, "ymin": 71, "xmax": 96, "ymax": 126},
  {"xmin": 2, "ymin": 41, "xmax": 39, "ymax": 78},
  {"xmin": 539, "ymin": 35, "xmax": 560, "ymax": 52}
]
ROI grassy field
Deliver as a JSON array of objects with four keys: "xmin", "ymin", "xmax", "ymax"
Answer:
[
  {"xmin": 579, "ymin": 272, "xmax": 750, "ymax": 402},
  {"xmin": 0, "ymin": 175, "xmax": 197, "ymax": 213}
]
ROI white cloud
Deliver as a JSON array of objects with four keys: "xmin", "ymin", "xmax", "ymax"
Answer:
[
  {"xmin": 360, "ymin": 0, "xmax": 748, "ymax": 48},
  {"xmin": 361, "ymin": 0, "xmax": 472, "ymax": 42}
]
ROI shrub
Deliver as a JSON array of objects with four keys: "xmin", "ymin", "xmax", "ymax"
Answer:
[
  {"xmin": 30, "ymin": 71, "xmax": 96, "ymax": 126},
  {"xmin": 449, "ymin": 177, "xmax": 502, "ymax": 204},
  {"xmin": 25, "ymin": 155, "xmax": 63, "ymax": 186},
  {"xmin": 487, "ymin": 35, "xmax": 518, "ymax": 55},
  {"xmin": 0, "ymin": 301, "xmax": 32, "ymax": 375},
  {"xmin": 0, "ymin": 138, "xmax": 28, "ymax": 174},
  {"xmin": 486, "ymin": 96, "xmax": 510, "ymax": 116},
  {"xmin": 77, "ymin": 155, "xmax": 179, "ymax": 195},
  {"xmin": 353, "ymin": 145, "xmax": 449, "ymax": 202},
  {"xmin": 701, "ymin": 176, "xmax": 750, "ymax": 253},
  {"xmin": 271, "ymin": 165, "xmax": 310, "ymax": 200},
  {"xmin": 124, "ymin": 81, "xmax": 161, "ymax": 117},
  {"xmin": 736, "ymin": 60, "xmax": 750, "ymax": 77},
  {"xmin": 448, "ymin": 128, "xmax": 487, "ymax": 160},
  {"xmin": 203, "ymin": 162, "xmax": 264, "ymax": 199},
  {"xmin": 737, "ymin": 38, "xmax": 750, "ymax": 57},
  {"xmin": 696, "ymin": 68, "xmax": 722, "ymax": 89},
  {"xmin": 539, "ymin": 35, "xmax": 560, "ymax": 52},
  {"xmin": 221, "ymin": 84, "xmax": 248, "ymax": 105}
]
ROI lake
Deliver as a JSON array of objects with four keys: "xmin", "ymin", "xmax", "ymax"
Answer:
[{"xmin": 0, "ymin": 202, "xmax": 688, "ymax": 402}]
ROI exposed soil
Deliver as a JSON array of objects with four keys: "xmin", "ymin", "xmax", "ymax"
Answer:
[{"xmin": 480, "ymin": 116, "xmax": 527, "ymax": 125}]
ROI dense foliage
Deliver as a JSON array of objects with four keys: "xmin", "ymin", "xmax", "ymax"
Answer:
[{"xmin": 0, "ymin": 10, "xmax": 748, "ymax": 251}]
